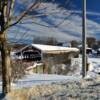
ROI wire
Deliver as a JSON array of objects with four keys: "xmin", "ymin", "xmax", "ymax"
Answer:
[
  {"xmin": 25, "ymin": 0, "xmax": 74, "ymax": 28},
  {"xmin": 8, "ymin": 0, "xmax": 76, "ymax": 44}
]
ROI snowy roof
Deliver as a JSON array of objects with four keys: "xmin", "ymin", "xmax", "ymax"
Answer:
[
  {"xmin": 16, "ymin": 44, "xmax": 79, "ymax": 54},
  {"xmin": 31, "ymin": 44, "xmax": 79, "ymax": 53}
]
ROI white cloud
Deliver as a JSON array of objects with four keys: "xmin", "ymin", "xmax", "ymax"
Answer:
[
  {"xmin": 8, "ymin": 3, "xmax": 100, "ymax": 43},
  {"xmin": 71, "ymin": 10, "xmax": 100, "ymax": 17}
]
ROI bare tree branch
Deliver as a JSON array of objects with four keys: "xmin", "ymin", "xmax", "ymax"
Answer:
[{"xmin": 5, "ymin": 0, "xmax": 41, "ymax": 29}]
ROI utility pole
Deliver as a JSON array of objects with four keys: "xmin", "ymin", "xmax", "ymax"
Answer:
[{"xmin": 82, "ymin": 0, "xmax": 87, "ymax": 77}]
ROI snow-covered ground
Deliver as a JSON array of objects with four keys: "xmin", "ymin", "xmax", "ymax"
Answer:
[
  {"xmin": 13, "ymin": 74, "xmax": 82, "ymax": 89},
  {"xmin": 0, "ymin": 56, "xmax": 100, "ymax": 93},
  {"xmin": 88, "ymin": 58, "xmax": 100, "ymax": 67},
  {"xmin": 78, "ymin": 55, "xmax": 100, "ymax": 73},
  {"xmin": 0, "ymin": 74, "xmax": 82, "ymax": 93}
]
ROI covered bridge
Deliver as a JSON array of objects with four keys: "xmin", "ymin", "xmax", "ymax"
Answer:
[
  {"xmin": 15, "ymin": 44, "xmax": 79, "ymax": 73},
  {"xmin": 15, "ymin": 44, "xmax": 79, "ymax": 61}
]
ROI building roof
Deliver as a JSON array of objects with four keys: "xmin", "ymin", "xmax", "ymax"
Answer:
[
  {"xmin": 31, "ymin": 44, "xmax": 79, "ymax": 53},
  {"xmin": 16, "ymin": 44, "xmax": 79, "ymax": 54}
]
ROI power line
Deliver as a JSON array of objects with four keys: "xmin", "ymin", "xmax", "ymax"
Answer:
[
  {"xmin": 8, "ymin": 0, "xmax": 76, "ymax": 44},
  {"xmin": 18, "ymin": 0, "xmax": 74, "ymax": 27}
]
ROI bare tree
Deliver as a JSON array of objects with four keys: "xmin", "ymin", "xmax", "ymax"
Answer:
[
  {"xmin": 0, "ymin": 0, "xmax": 41, "ymax": 94},
  {"xmin": 70, "ymin": 40, "xmax": 78, "ymax": 47},
  {"xmin": 87, "ymin": 37, "xmax": 96, "ymax": 48},
  {"xmin": 33, "ymin": 37, "xmax": 58, "ymax": 45}
]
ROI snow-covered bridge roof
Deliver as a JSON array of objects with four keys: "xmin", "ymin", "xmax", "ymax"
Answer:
[
  {"xmin": 31, "ymin": 44, "xmax": 79, "ymax": 53},
  {"xmin": 16, "ymin": 44, "xmax": 79, "ymax": 54}
]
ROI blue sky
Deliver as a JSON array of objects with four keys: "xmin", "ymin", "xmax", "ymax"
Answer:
[
  {"xmin": 73, "ymin": 0, "xmax": 100, "ymax": 40},
  {"xmin": 73, "ymin": 0, "xmax": 100, "ymax": 22},
  {"xmin": 8, "ymin": 0, "xmax": 100, "ymax": 44},
  {"xmin": 72, "ymin": 0, "xmax": 100, "ymax": 13}
]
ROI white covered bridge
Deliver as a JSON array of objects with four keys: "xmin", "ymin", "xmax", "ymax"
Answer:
[
  {"xmin": 14, "ymin": 44, "xmax": 79, "ymax": 74},
  {"xmin": 15, "ymin": 44, "xmax": 79, "ymax": 61}
]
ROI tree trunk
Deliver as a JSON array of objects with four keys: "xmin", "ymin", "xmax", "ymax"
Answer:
[{"xmin": 0, "ymin": 34, "xmax": 11, "ymax": 94}]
